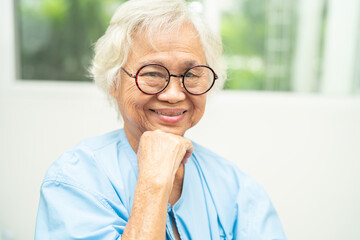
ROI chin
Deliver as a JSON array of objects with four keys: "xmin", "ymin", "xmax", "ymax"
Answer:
[{"xmin": 153, "ymin": 125, "xmax": 189, "ymax": 136}]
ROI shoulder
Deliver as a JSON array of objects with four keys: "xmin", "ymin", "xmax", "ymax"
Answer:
[
  {"xmin": 43, "ymin": 129, "xmax": 125, "ymax": 190},
  {"xmin": 191, "ymin": 141, "xmax": 255, "ymax": 191},
  {"xmin": 191, "ymin": 143, "xmax": 270, "ymax": 213},
  {"xmin": 191, "ymin": 142, "xmax": 285, "ymax": 238},
  {"xmin": 191, "ymin": 141, "xmax": 267, "ymax": 202},
  {"xmin": 36, "ymin": 129, "xmax": 131, "ymax": 239}
]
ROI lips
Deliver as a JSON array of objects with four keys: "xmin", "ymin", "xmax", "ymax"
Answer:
[{"xmin": 150, "ymin": 108, "xmax": 187, "ymax": 123}]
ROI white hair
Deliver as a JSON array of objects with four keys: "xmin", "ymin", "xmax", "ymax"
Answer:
[{"xmin": 90, "ymin": 0, "xmax": 227, "ymax": 109}]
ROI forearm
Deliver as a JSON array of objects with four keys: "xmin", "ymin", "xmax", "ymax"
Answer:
[
  {"xmin": 121, "ymin": 176, "xmax": 172, "ymax": 240},
  {"xmin": 121, "ymin": 130, "xmax": 191, "ymax": 239}
]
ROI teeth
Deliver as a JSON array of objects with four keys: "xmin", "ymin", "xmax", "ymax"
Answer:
[{"xmin": 154, "ymin": 111, "xmax": 184, "ymax": 116}]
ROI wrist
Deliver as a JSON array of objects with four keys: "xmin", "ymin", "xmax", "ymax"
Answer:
[{"xmin": 137, "ymin": 173, "xmax": 173, "ymax": 197}]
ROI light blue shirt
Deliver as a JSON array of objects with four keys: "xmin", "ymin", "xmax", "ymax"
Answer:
[{"xmin": 35, "ymin": 129, "xmax": 286, "ymax": 239}]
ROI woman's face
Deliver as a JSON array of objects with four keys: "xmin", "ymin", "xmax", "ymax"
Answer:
[{"xmin": 113, "ymin": 23, "xmax": 208, "ymax": 148}]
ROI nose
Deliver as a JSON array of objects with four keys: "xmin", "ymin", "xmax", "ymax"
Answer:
[{"xmin": 156, "ymin": 75, "xmax": 186, "ymax": 103}]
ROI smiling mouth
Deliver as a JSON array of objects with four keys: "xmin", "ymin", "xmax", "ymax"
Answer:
[{"xmin": 150, "ymin": 109, "xmax": 187, "ymax": 116}]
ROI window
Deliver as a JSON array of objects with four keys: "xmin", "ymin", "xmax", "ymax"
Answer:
[
  {"xmin": 221, "ymin": 0, "xmax": 297, "ymax": 91},
  {"xmin": 15, "ymin": 0, "xmax": 360, "ymax": 95},
  {"xmin": 16, "ymin": 0, "xmax": 125, "ymax": 81}
]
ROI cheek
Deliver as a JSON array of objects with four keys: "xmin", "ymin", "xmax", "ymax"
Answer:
[
  {"xmin": 191, "ymin": 96, "xmax": 207, "ymax": 122},
  {"xmin": 117, "ymin": 83, "xmax": 152, "ymax": 121},
  {"xmin": 117, "ymin": 83, "xmax": 138, "ymax": 115}
]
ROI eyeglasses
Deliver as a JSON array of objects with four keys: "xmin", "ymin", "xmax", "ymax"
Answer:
[{"xmin": 121, "ymin": 64, "xmax": 218, "ymax": 95}]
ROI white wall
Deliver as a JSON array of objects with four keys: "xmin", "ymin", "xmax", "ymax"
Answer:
[{"xmin": 1, "ymin": 0, "xmax": 360, "ymax": 240}]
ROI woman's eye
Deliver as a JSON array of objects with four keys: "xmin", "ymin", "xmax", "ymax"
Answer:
[
  {"xmin": 185, "ymin": 72, "xmax": 198, "ymax": 78},
  {"xmin": 141, "ymin": 72, "xmax": 163, "ymax": 77}
]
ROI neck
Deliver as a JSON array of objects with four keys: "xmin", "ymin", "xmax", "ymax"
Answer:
[{"xmin": 124, "ymin": 124, "xmax": 143, "ymax": 152}]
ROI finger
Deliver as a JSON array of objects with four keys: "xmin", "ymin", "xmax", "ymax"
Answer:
[
  {"xmin": 183, "ymin": 150, "xmax": 192, "ymax": 161},
  {"xmin": 181, "ymin": 157, "xmax": 189, "ymax": 165},
  {"xmin": 182, "ymin": 139, "xmax": 193, "ymax": 161}
]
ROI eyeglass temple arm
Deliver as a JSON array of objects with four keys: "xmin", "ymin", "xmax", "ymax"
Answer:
[{"xmin": 121, "ymin": 67, "xmax": 136, "ymax": 78}]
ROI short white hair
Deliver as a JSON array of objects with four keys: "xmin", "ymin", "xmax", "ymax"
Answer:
[{"xmin": 90, "ymin": 0, "xmax": 227, "ymax": 107}]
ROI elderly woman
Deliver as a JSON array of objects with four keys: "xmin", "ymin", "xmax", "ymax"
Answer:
[{"xmin": 35, "ymin": 0, "xmax": 286, "ymax": 239}]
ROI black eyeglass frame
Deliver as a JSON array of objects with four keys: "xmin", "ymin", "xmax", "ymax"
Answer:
[{"xmin": 121, "ymin": 63, "xmax": 218, "ymax": 95}]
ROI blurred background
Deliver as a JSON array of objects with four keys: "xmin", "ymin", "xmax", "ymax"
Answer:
[
  {"xmin": 14, "ymin": 0, "xmax": 360, "ymax": 94},
  {"xmin": 0, "ymin": 0, "xmax": 359, "ymax": 239}
]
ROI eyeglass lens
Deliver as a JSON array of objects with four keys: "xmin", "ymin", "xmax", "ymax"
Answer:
[{"xmin": 136, "ymin": 65, "xmax": 214, "ymax": 95}]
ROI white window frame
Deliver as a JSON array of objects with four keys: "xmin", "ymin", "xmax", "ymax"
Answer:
[{"xmin": 292, "ymin": 0, "xmax": 360, "ymax": 95}]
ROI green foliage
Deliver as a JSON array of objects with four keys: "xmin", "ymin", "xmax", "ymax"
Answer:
[
  {"xmin": 18, "ymin": 0, "xmax": 125, "ymax": 81},
  {"xmin": 221, "ymin": 0, "xmax": 268, "ymax": 90},
  {"xmin": 41, "ymin": 0, "xmax": 66, "ymax": 20},
  {"xmin": 221, "ymin": 0, "xmax": 266, "ymax": 57},
  {"xmin": 224, "ymin": 69, "xmax": 265, "ymax": 90}
]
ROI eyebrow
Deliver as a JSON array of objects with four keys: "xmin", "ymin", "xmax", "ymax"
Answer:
[
  {"xmin": 182, "ymin": 60, "xmax": 200, "ymax": 68},
  {"xmin": 138, "ymin": 60, "xmax": 202, "ymax": 69}
]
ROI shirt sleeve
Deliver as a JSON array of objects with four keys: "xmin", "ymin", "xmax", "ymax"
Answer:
[
  {"xmin": 232, "ymin": 176, "xmax": 287, "ymax": 240},
  {"xmin": 35, "ymin": 179, "xmax": 128, "ymax": 240}
]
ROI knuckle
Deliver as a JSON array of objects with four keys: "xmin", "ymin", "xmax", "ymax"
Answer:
[{"xmin": 142, "ymin": 131, "xmax": 151, "ymax": 137}]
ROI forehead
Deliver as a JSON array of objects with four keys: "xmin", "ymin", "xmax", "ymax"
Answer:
[{"xmin": 127, "ymin": 23, "xmax": 206, "ymax": 68}]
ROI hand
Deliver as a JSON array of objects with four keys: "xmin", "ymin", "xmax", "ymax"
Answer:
[{"xmin": 136, "ymin": 130, "xmax": 193, "ymax": 191}]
